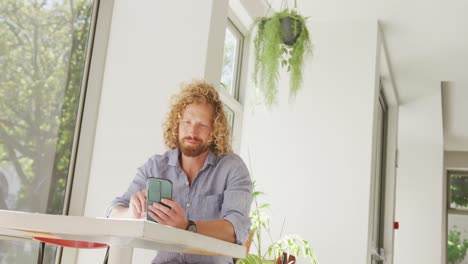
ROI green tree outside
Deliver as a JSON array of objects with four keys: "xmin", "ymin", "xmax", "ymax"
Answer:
[
  {"xmin": 448, "ymin": 173, "xmax": 468, "ymax": 264},
  {"xmin": 0, "ymin": 0, "xmax": 93, "ymax": 213},
  {"xmin": 0, "ymin": 0, "xmax": 94, "ymax": 262},
  {"xmin": 450, "ymin": 175, "xmax": 468, "ymax": 209},
  {"xmin": 448, "ymin": 227, "xmax": 468, "ymax": 264}
]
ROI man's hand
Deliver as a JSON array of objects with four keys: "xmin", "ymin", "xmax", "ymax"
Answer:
[
  {"xmin": 148, "ymin": 199, "xmax": 189, "ymax": 229},
  {"xmin": 129, "ymin": 189, "xmax": 147, "ymax": 219}
]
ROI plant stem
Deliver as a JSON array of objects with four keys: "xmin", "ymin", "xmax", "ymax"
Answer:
[
  {"xmin": 254, "ymin": 194, "xmax": 262, "ymax": 257},
  {"xmin": 279, "ymin": 217, "xmax": 286, "ymax": 239},
  {"xmin": 256, "ymin": 227, "xmax": 262, "ymax": 258}
]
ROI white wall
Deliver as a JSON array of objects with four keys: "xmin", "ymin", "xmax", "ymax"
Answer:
[
  {"xmin": 75, "ymin": 1, "xmax": 229, "ymax": 263},
  {"xmin": 393, "ymin": 90, "xmax": 444, "ymax": 264},
  {"xmin": 239, "ymin": 20, "xmax": 380, "ymax": 263}
]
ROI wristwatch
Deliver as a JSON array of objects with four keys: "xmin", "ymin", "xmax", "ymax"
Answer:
[{"xmin": 185, "ymin": 220, "xmax": 197, "ymax": 233}]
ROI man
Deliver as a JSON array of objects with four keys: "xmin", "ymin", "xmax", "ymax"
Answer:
[{"xmin": 107, "ymin": 80, "xmax": 253, "ymax": 264}]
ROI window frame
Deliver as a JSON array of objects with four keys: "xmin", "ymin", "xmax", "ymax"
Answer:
[
  {"xmin": 60, "ymin": 0, "xmax": 116, "ymax": 262},
  {"xmin": 219, "ymin": 13, "xmax": 248, "ymax": 153},
  {"xmin": 445, "ymin": 169, "xmax": 468, "ymax": 264},
  {"xmin": 447, "ymin": 170, "xmax": 468, "ymax": 215},
  {"xmin": 222, "ymin": 19, "xmax": 244, "ymax": 101}
]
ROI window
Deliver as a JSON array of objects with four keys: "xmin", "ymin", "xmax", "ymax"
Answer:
[
  {"xmin": 369, "ymin": 91, "xmax": 388, "ymax": 263},
  {"xmin": 223, "ymin": 104, "xmax": 235, "ymax": 132},
  {"xmin": 219, "ymin": 17, "xmax": 246, "ymax": 152},
  {"xmin": 221, "ymin": 19, "xmax": 243, "ymax": 101},
  {"xmin": 0, "ymin": 0, "xmax": 97, "ymax": 262},
  {"xmin": 447, "ymin": 171, "xmax": 468, "ymax": 264}
]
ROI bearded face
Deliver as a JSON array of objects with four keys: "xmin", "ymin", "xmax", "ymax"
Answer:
[
  {"xmin": 178, "ymin": 103, "xmax": 214, "ymax": 157},
  {"xmin": 179, "ymin": 136, "xmax": 210, "ymax": 157}
]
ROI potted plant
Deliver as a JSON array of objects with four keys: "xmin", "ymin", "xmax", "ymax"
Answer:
[
  {"xmin": 237, "ymin": 181, "xmax": 318, "ymax": 264},
  {"xmin": 253, "ymin": 1, "xmax": 313, "ymax": 105}
]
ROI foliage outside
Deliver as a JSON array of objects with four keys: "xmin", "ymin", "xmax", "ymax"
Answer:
[
  {"xmin": 448, "ymin": 227, "xmax": 468, "ymax": 264},
  {"xmin": 221, "ymin": 27, "xmax": 237, "ymax": 97},
  {"xmin": 237, "ymin": 182, "xmax": 318, "ymax": 264},
  {"xmin": 0, "ymin": 0, "xmax": 93, "ymax": 262},
  {"xmin": 0, "ymin": 0, "xmax": 92, "ymax": 213},
  {"xmin": 450, "ymin": 175, "xmax": 468, "ymax": 209},
  {"xmin": 253, "ymin": 9, "xmax": 312, "ymax": 105},
  {"xmin": 448, "ymin": 173, "xmax": 468, "ymax": 264}
]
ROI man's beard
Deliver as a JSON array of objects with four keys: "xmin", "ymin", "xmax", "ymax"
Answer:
[{"xmin": 179, "ymin": 137, "xmax": 211, "ymax": 157}]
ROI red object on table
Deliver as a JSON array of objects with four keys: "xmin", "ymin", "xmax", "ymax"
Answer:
[
  {"xmin": 394, "ymin": 221, "xmax": 399, "ymax": 230},
  {"xmin": 33, "ymin": 236, "xmax": 108, "ymax": 249}
]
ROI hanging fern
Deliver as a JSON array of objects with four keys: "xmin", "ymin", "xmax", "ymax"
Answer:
[{"xmin": 253, "ymin": 9, "xmax": 313, "ymax": 105}]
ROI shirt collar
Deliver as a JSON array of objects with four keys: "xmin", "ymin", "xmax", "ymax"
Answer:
[
  {"xmin": 168, "ymin": 149, "xmax": 179, "ymax": 167},
  {"xmin": 168, "ymin": 148, "xmax": 217, "ymax": 168},
  {"xmin": 204, "ymin": 150, "xmax": 217, "ymax": 167}
]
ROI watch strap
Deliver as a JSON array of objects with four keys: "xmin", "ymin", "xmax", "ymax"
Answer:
[{"xmin": 185, "ymin": 220, "xmax": 196, "ymax": 232}]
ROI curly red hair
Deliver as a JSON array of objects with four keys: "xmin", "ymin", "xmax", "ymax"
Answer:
[{"xmin": 163, "ymin": 80, "xmax": 232, "ymax": 156}]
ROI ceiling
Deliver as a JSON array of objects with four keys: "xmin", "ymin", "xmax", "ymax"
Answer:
[{"xmin": 241, "ymin": 0, "xmax": 468, "ymax": 151}]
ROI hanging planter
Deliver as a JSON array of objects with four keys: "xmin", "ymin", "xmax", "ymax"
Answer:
[
  {"xmin": 253, "ymin": 4, "xmax": 313, "ymax": 105},
  {"xmin": 280, "ymin": 16, "xmax": 302, "ymax": 45}
]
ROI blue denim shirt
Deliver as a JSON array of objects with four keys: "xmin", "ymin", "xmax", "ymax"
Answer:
[{"xmin": 109, "ymin": 148, "xmax": 253, "ymax": 264}]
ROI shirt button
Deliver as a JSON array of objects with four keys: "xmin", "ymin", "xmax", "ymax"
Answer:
[
  {"xmin": 185, "ymin": 181, "xmax": 189, "ymax": 186},
  {"xmin": 186, "ymin": 203, "xmax": 190, "ymax": 208}
]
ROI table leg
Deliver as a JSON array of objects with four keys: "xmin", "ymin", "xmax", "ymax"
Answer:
[
  {"xmin": 107, "ymin": 246, "xmax": 133, "ymax": 264},
  {"xmin": 37, "ymin": 242, "xmax": 45, "ymax": 264}
]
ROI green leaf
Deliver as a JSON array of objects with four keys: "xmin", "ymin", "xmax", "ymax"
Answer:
[
  {"xmin": 236, "ymin": 254, "xmax": 263, "ymax": 264},
  {"xmin": 281, "ymin": 59, "xmax": 287, "ymax": 67},
  {"xmin": 253, "ymin": 191, "xmax": 265, "ymax": 197}
]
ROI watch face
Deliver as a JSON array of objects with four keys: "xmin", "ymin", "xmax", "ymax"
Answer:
[
  {"xmin": 187, "ymin": 220, "xmax": 197, "ymax": 233},
  {"xmin": 187, "ymin": 222, "xmax": 197, "ymax": 233}
]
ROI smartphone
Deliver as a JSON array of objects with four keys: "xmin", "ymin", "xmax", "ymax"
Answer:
[{"xmin": 146, "ymin": 178, "xmax": 173, "ymax": 222}]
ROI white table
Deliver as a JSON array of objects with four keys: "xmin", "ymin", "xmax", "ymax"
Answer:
[{"xmin": 0, "ymin": 210, "xmax": 246, "ymax": 263}]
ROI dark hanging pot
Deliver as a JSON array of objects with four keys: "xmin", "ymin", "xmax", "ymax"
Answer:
[{"xmin": 280, "ymin": 16, "xmax": 302, "ymax": 46}]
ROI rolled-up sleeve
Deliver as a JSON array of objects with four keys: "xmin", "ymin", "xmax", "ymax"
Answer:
[
  {"xmin": 220, "ymin": 157, "xmax": 253, "ymax": 245},
  {"xmin": 105, "ymin": 164, "xmax": 149, "ymax": 217}
]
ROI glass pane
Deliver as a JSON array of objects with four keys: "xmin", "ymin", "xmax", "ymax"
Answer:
[
  {"xmin": 0, "ymin": 241, "xmax": 56, "ymax": 264},
  {"xmin": 448, "ymin": 214, "xmax": 468, "ymax": 264},
  {"xmin": 449, "ymin": 172, "xmax": 468, "ymax": 210},
  {"xmin": 0, "ymin": 0, "xmax": 95, "ymax": 262},
  {"xmin": 223, "ymin": 104, "xmax": 235, "ymax": 133},
  {"xmin": 221, "ymin": 27, "xmax": 238, "ymax": 97}
]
